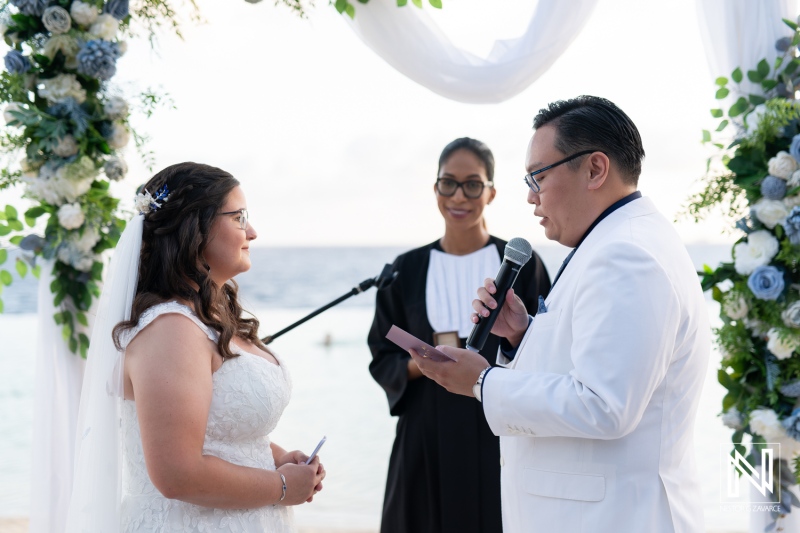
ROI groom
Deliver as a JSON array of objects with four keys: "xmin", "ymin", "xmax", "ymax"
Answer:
[{"xmin": 410, "ymin": 96, "xmax": 710, "ymax": 533}]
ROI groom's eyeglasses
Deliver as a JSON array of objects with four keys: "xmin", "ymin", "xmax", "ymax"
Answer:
[
  {"xmin": 523, "ymin": 150, "xmax": 602, "ymax": 193},
  {"xmin": 219, "ymin": 208, "xmax": 249, "ymax": 230}
]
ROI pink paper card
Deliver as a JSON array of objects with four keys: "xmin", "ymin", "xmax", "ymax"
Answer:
[{"xmin": 386, "ymin": 325, "xmax": 456, "ymax": 362}]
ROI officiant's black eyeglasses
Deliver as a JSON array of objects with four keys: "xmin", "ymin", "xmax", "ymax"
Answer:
[
  {"xmin": 435, "ymin": 178, "xmax": 494, "ymax": 199},
  {"xmin": 523, "ymin": 150, "xmax": 602, "ymax": 193},
  {"xmin": 219, "ymin": 208, "xmax": 248, "ymax": 230}
]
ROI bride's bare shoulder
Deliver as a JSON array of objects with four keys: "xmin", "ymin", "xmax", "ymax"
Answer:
[{"xmin": 125, "ymin": 312, "xmax": 215, "ymax": 360}]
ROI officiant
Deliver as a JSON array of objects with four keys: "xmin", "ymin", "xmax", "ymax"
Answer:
[{"xmin": 367, "ymin": 138, "xmax": 551, "ymax": 533}]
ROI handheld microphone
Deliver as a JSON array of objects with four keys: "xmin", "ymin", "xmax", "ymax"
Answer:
[{"xmin": 466, "ymin": 237, "xmax": 533, "ymax": 352}]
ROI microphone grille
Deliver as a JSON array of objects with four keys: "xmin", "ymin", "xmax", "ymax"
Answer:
[{"xmin": 504, "ymin": 238, "xmax": 533, "ymax": 266}]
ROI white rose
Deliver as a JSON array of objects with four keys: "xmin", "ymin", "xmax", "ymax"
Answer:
[
  {"xmin": 785, "ymin": 194, "xmax": 800, "ymax": 209},
  {"xmin": 134, "ymin": 190, "xmax": 154, "ymax": 214},
  {"xmin": 57, "ymin": 202, "xmax": 84, "ymax": 229},
  {"xmin": 73, "ymin": 255, "xmax": 94, "ymax": 272},
  {"xmin": 42, "ymin": 6, "xmax": 71, "ymax": 34},
  {"xmin": 749, "ymin": 408, "xmax": 788, "ymax": 441},
  {"xmin": 721, "ymin": 407, "xmax": 744, "ymax": 430},
  {"xmin": 733, "ymin": 230, "xmax": 780, "ymax": 275},
  {"xmin": 43, "ymin": 35, "xmax": 80, "ymax": 69},
  {"xmin": 784, "ymin": 301, "xmax": 800, "ymax": 328},
  {"xmin": 108, "ymin": 122, "xmax": 129, "ymax": 149},
  {"xmin": 753, "ymin": 198, "xmax": 789, "ymax": 229},
  {"xmin": 722, "ymin": 293, "xmax": 749, "ymax": 320},
  {"xmin": 53, "ymin": 134, "xmax": 78, "ymax": 157},
  {"xmin": 745, "ymin": 104, "xmax": 767, "ymax": 136},
  {"xmin": 73, "ymin": 227, "xmax": 100, "ymax": 254},
  {"xmin": 103, "ymin": 96, "xmax": 128, "ymax": 119},
  {"xmin": 70, "ymin": 1, "xmax": 98, "ymax": 27},
  {"xmin": 769, "ymin": 151, "xmax": 799, "ymax": 180},
  {"xmin": 789, "ymin": 170, "xmax": 800, "ymax": 189},
  {"xmin": 37, "ymin": 73, "xmax": 86, "ymax": 104},
  {"xmin": 103, "ymin": 155, "xmax": 127, "ymax": 181},
  {"xmin": 3, "ymin": 102, "xmax": 22, "ymax": 125},
  {"xmin": 767, "ymin": 327, "xmax": 800, "ymax": 360},
  {"xmin": 89, "ymin": 14, "xmax": 119, "ymax": 40}
]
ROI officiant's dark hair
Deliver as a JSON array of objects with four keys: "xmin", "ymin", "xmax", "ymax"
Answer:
[
  {"xmin": 533, "ymin": 96, "xmax": 645, "ymax": 185},
  {"xmin": 438, "ymin": 137, "xmax": 495, "ymax": 183},
  {"xmin": 112, "ymin": 162, "xmax": 264, "ymax": 359}
]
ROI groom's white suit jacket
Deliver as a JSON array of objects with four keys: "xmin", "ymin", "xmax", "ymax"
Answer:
[{"xmin": 482, "ymin": 196, "xmax": 710, "ymax": 533}]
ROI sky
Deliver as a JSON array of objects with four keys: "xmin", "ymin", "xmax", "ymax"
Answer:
[{"xmin": 0, "ymin": 0, "xmax": 741, "ymax": 247}]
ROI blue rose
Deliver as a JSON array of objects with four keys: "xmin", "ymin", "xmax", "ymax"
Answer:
[
  {"xmin": 10, "ymin": 0, "xmax": 48, "ymax": 16},
  {"xmin": 761, "ymin": 175, "xmax": 787, "ymax": 200},
  {"xmin": 748, "ymin": 265, "xmax": 785, "ymax": 300},
  {"xmin": 791, "ymin": 134, "xmax": 800, "ymax": 164},
  {"xmin": 4, "ymin": 50, "xmax": 30, "ymax": 75},
  {"xmin": 785, "ymin": 206, "xmax": 800, "ymax": 245},
  {"xmin": 783, "ymin": 408, "xmax": 800, "ymax": 441},
  {"xmin": 76, "ymin": 40, "xmax": 120, "ymax": 81},
  {"xmin": 104, "ymin": 0, "xmax": 129, "ymax": 20}
]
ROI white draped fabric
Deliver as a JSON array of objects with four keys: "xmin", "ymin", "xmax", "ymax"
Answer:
[
  {"xmin": 29, "ymin": 261, "xmax": 85, "ymax": 533},
  {"xmin": 344, "ymin": 0, "xmax": 600, "ymax": 104},
  {"xmin": 696, "ymin": 0, "xmax": 798, "ymax": 94}
]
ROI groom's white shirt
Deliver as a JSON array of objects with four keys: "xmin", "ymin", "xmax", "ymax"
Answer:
[{"xmin": 482, "ymin": 196, "xmax": 710, "ymax": 533}]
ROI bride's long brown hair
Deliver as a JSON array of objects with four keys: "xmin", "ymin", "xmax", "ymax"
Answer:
[{"xmin": 113, "ymin": 162, "xmax": 265, "ymax": 359}]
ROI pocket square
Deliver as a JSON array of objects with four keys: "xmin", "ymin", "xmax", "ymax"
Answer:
[{"xmin": 537, "ymin": 296, "xmax": 548, "ymax": 314}]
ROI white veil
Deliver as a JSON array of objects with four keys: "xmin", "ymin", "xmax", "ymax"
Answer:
[{"xmin": 65, "ymin": 214, "xmax": 143, "ymax": 532}]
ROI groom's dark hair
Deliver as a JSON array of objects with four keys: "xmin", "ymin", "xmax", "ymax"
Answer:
[{"xmin": 533, "ymin": 96, "xmax": 645, "ymax": 185}]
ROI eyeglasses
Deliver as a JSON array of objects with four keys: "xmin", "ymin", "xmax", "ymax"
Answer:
[
  {"xmin": 523, "ymin": 150, "xmax": 600, "ymax": 193},
  {"xmin": 219, "ymin": 208, "xmax": 249, "ymax": 230},
  {"xmin": 435, "ymin": 178, "xmax": 494, "ymax": 199}
]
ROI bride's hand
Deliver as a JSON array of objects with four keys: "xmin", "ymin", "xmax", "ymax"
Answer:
[
  {"xmin": 275, "ymin": 449, "xmax": 309, "ymax": 467},
  {"xmin": 277, "ymin": 459, "xmax": 326, "ymax": 505}
]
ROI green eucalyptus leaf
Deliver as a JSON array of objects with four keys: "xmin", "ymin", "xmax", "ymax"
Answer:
[
  {"xmin": 345, "ymin": 2, "xmax": 355, "ymax": 17},
  {"xmin": 731, "ymin": 67, "xmax": 743, "ymax": 83},
  {"xmin": 0, "ymin": 298, "xmax": 4, "ymax": 313},
  {"xmin": 716, "ymin": 119, "xmax": 729, "ymax": 132},
  {"xmin": 25, "ymin": 206, "xmax": 45, "ymax": 219},
  {"xmin": 747, "ymin": 70, "xmax": 764, "ymax": 83},
  {"xmin": 748, "ymin": 94, "xmax": 766, "ymax": 105},
  {"xmin": 8, "ymin": 220, "xmax": 23, "ymax": 232},
  {"xmin": 757, "ymin": 58, "xmax": 770, "ymax": 78},
  {"xmin": 715, "ymin": 87, "xmax": 730, "ymax": 99},
  {"xmin": 783, "ymin": 18, "xmax": 799, "ymax": 31},
  {"xmin": 0, "ymin": 270, "xmax": 12, "ymax": 286},
  {"xmin": 711, "ymin": 108, "xmax": 723, "ymax": 118},
  {"xmin": 762, "ymin": 79, "xmax": 779, "ymax": 91},
  {"xmin": 15, "ymin": 259, "xmax": 27, "ymax": 278},
  {"xmin": 77, "ymin": 312, "xmax": 88, "ymax": 327},
  {"xmin": 729, "ymin": 97, "xmax": 749, "ymax": 117},
  {"xmin": 4, "ymin": 205, "xmax": 17, "ymax": 220},
  {"xmin": 429, "ymin": 0, "xmax": 442, "ymax": 7},
  {"xmin": 775, "ymin": 56, "xmax": 785, "ymax": 70},
  {"xmin": 68, "ymin": 336, "xmax": 77, "ymax": 353},
  {"xmin": 411, "ymin": 0, "xmax": 422, "ymax": 7},
  {"xmin": 0, "ymin": 249, "xmax": 6, "ymax": 265},
  {"xmin": 334, "ymin": 0, "xmax": 346, "ymax": 13},
  {"xmin": 715, "ymin": 76, "xmax": 728, "ymax": 86},
  {"xmin": 702, "ymin": 130, "xmax": 711, "ymax": 143},
  {"xmin": 32, "ymin": 264, "xmax": 40, "ymax": 279}
]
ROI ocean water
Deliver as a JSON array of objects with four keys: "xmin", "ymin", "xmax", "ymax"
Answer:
[{"xmin": 0, "ymin": 244, "xmax": 750, "ymax": 531}]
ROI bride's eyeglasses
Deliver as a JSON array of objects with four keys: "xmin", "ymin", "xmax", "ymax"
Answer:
[{"xmin": 219, "ymin": 208, "xmax": 249, "ymax": 230}]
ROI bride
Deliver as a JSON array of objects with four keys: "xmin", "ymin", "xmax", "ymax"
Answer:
[{"xmin": 66, "ymin": 162, "xmax": 325, "ymax": 532}]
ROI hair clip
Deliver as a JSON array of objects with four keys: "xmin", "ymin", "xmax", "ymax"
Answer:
[{"xmin": 134, "ymin": 184, "xmax": 170, "ymax": 215}]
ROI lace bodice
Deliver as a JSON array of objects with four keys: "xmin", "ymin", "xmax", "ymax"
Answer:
[{"xmin": 119, "ymin": 302, "xmax": 295, "ymax": 532}]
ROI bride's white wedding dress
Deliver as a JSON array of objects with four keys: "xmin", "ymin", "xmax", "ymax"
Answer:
[{"xmin": 118, "ymin": 302, "xmax": 295, "ymax": 532}]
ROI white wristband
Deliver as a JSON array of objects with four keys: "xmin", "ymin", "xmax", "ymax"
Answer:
[{"xmin": 278, "ymin": 473, "xmax": 287, "ymax": 502}]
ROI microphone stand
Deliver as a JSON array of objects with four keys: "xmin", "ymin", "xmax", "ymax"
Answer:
[{"xmin": 261, "ymin": 263, "xmax": 397, "ymax": 345}]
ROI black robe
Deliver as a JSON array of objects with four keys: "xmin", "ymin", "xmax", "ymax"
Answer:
[{"xmin": 368, "ymin": 237, "xmax": 551, "ymax": 533}]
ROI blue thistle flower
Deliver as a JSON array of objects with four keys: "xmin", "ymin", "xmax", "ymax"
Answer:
[
  {"xmin": 761, "ymin": 175, "xmax": 787, "ymax": 200},
  {"xmin": 76, "ymin": 40, "xmax": 120, "ymax": 81},
  {"xmin": 782, "ymin": 408, "xmax": 800, "ymax": 441},
  {"xmin": 10, "ymin": 0, "xmax": 48, "ymax": 17},
  {"xmin": 47, "ymin": 98, "xmax": 90, "ymax": 138},
  {"xmin": 784, "ymin": 206, "xmax": 800, "ymax": 245},
  {"xmin": 4, "ymin": 50, "xmax": 30, "ymax": 75},
  {"xmin": 104, "ymin": 0, "xmax": 129, "ymax": 20},
  {"xmin": 780, "ymin": 379, "xmax": 800, "ymax": 398}
]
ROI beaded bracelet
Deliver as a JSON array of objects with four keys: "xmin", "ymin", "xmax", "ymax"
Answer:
[{"xmin": 279, "ymin": 473, "xmax": 287, "ymax": 502}]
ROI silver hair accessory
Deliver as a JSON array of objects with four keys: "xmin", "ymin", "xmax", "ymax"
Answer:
[{"xmin": 134, "ymin": 184, "xmax": 170, "ymax": 215}]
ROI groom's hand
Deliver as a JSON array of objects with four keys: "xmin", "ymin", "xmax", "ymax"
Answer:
[
  {"xmin": 472, "ymin": 279, "xmax": 529, "ymax": 348},
  {"xmin": 409, "ymin": 346, "xmax": 489, "ymax": 397}
]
